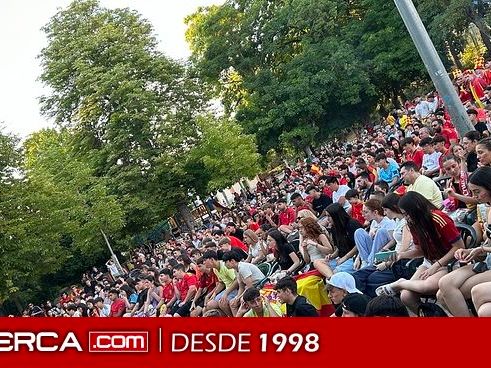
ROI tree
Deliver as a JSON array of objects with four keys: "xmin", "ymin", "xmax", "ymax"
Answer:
[
  {"xmin": 39, "ymin": 0, "xmax": 207, "ymax": 239},
  {"xmin": 39, "ymin": 0, "xmax": 260, "ymax": 239},
  {"xmin": 187, "ymin": 115, "xmax": 260, "ymax": 192},
  {"xmin": 186, "ymin": 0, "xmax": 434, "ymax": 153},
  {"xmin": 0, "ymin": 128, "xmax": 125, "ymax": 306}
]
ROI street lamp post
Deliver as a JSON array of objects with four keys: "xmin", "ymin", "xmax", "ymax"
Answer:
[{"xmin": 393, "ymin": 0, "xmax": 475, "ymax": 137}]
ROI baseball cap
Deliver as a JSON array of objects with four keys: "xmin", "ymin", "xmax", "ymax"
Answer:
[
  {"xmin": 326, "ymin": 272, "xmax": 362, "ymax": 294},
  {"xmin": 341, "ymin": 293, "xmax": 371, "ymax": 316}
]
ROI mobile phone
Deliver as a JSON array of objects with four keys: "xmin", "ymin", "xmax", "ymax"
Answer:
[{"xmin": 374, "ymin": 250, "xmax": 396, "ymax": 263}]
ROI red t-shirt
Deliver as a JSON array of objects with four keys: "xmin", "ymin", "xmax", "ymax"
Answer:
[
  {"xmin": 198, "ymin": 271, "xmax": 218, "ymax": 291},
  {"xmin": 322, "ymin": 186, "xmax": 333, "ymax": 198},
  {"xmin": 176, "ymin": 273, "xmax": 198, "ymax": 301},
  {"xmin": 229, "ymin": 236, "xmax": 248, "ymax": 251},
  {"xmin": 295, "ymin": 203, "xmax": 312, "ymax": 215},
  {"xmin": 350, "ymin": 202, "xmax": 365, "ymax": 225},
  {"xmin": 248, "ymin": 222, "xmax": 260, "ymax": 231},
  {"xmin": 440, "ymin": 128, "xmax": 459, "ymax": 148},
  {"xmin": 367, "ymin": 166, "xmax": 378, "ymax": 183},
  {"xmin": 410, "ymin": 210, "xmax": 461, "ymax": 261},
  {"xmin": 162, "ymin": 282, "xmax": 175, "ymax": 303},
  {"xmin": 406, "ymin": 148, "xmax": 424, "ymax": 170},
  {"xmin": 109, "ymin": 298, "xmax": 126, "ymax": 317},
  {"xmin": 278, "ymin": 207, "xmax": 296, "ymax": 226}
]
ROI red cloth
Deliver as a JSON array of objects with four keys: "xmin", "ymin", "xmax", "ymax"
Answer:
[
  {"xmin": 229, "ymin": 236, "xmax": 248, "ymax": 251},
  {"xmin": 367, "ymin": 166, "xmax": 378, "ymax": 183},
  {"xmin": 459, "ymin": 89, "xmax": 472, "ymax": 103},
  {"xmin": 198, "ymin": 271, "xmax": 218, "ymax": 291},
  {"xmin": 350, "ymin": 202, "xmax": 365, "ymax": 225},
  {"xmin": 295, "ymin": 203, "xmax": 312, "ymax": 215},
  {"xmin": 470, "ymin": 77, "xmax": 487, "ymax": 99},
  {"xmin": 248, "ymin": 222, "xmax": 260, "ymax": 231},
  {"xmin": 162, "ymin": 282, "xmax": 175, "ymax": 303},
  {"xmin": 278, "ymin": 207, "xmax": 296, "ymax": 226},
  {"xmin": 405, "ymin": 148, "xmax": 424, "ymax": 170},
  {"xmin": 322, "ymin": 186, "xmax": 333, "ymax": 198},
  {"xmin": 109, "ymin": 298, "xmax": 126, "ymax": 317},
  {"xmin": 440, "ymin": 128, "xmax": 458, "ymax": 147},
  {"xmin": 409, "ymin": 210, "xmax": 460, "ymax": 261}
]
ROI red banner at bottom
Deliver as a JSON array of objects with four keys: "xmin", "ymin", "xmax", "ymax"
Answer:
[{"xmin": 0, "ymin": 318, "xmax": 485, "ymax": 367}]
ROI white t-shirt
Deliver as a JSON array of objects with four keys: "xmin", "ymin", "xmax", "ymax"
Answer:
[
  {"xmin": 333, "ymin": 185, "xmax": 351, "ymax": 212},
  {"xmin": 248, "ymin": 241, "xmax": 263, "ymax": 259},
  {"xmin": 237, "ymin": 262, "xmax": 265, "ymax": 285},
  {"xmin": 369, "ymin": 216, "xmax": 396, "ymax": 235},
  {"xmin": 422, "ymin": 151, "xmax": 442, "ymax": 172}
]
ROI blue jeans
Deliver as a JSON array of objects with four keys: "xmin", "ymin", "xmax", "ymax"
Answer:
[
  {"xmin": 354, "ymin": 228, "xmax": 392, "ymax": 267},
  {"xmin": 353, "ymin": 266, "xmax": 396, "ymax": 298},
  {"xmin": 329, "ymin": 258, "xmax": 355, "ymax": 274}
]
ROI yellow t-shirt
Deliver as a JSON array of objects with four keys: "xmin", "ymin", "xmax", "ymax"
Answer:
[
  {"xmin": 407, "ymin": 175, "xmax": 443, "ymax": 208},
  {"xmin": 243, "ymin": 302, "xmax": 283, "ymax": 317},
  {"xmin": 213, "ymin": 261, "xmax": 236, "ymax": 288}
]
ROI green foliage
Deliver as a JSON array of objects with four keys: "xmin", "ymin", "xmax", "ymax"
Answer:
[
  {"xmin": 39, "ymin": 0, "xmax": 206, "ymax": 240},
  {"xmin": 38, "ymin": 0, "xmax": 260, "ymax": 246},
  {"xmin": 0, "ymin": 128, "xmax": 125, "ymax": 304},
  {"xmin": 185, "ymin": 0, "xmax": 431, "ymax": 153},
  {"xmin": 187, "ymin": 115, "xmax": 260, "ymax": 192}
]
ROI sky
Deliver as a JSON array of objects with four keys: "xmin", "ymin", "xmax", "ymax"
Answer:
[{"xmin": 0, "ymin": 0, "xmax": 223, "ymax": 138}]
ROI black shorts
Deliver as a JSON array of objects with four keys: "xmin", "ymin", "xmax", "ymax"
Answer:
[{"xmin": 171, "ymin": 301, "xmax": 192, "ymax": 317}]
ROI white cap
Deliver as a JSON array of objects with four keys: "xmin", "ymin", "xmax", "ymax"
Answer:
[{"xmin": 326, "ymin": 272, "xmax": 362, "ymax": 294}]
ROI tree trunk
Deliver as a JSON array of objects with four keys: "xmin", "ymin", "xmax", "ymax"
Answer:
[
  {"xmin": 303, "ymin": 145, "xmax": 313, "ymax": 158},
  {"xmin": 473, "ymin": 18, "xmax": 491, "ymax": 58},
  {"xmin": 447, "ymin": 41, "xmax": 463, "ymax": 70},
  {"xmin": 178, "ymin": 203, "xmax": 194, "ymax": 232},
  {"xmin": 13, "ymin": 294, "xmax": 24, "ymax": 314}
]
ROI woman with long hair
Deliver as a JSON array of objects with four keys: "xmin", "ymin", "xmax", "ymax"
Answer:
[
  {"xmin": 476, "ymin": 138, "xmax": 491, "ymax": 167},
  {"xmin": 266, "ymin": 229, "xmax": 302, "ymax": 276},
  {"xmin": 353, "ymin": 193, "xmax": 414, "ymax": 297},
  {"xmin": 438, "ymin": 166, "xmax": 491, "ymax": 316},
  {"xmin": 353, "ymin": 198, "xmax": 396, "ymax": 269},
  {"xmin": 298, "ymin": 217, "xmax": 334, "ymax": 269},
  {"xmin": 441, "ymin": 155, "xmax": 477, "ymax": 210},
  {"xmin": 244, "ymin": 229, "xmax": 265, "ymax": 264},
  {"xmin": 313, "ymin": 203, "xmax": 362, "ymax": 277},
  {"xmin": 376, "ymin": 191, "xmax": 464, "ymax": 315},
  {"xmin": 389, "ymin": 138, "xmax": 404, "ymax": 163}
]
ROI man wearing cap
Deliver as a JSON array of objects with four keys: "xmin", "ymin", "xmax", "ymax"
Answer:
[
  {"xmin": 325, "ymin": 272, "xmax": 364, "ymax": 316},
  {"xmin": 275, "ymin": 276, "xmax": 318, "ymax": 317},
  {"xmin": 340, "ymin": 293, "xmax": 371, "ymax": 317}
]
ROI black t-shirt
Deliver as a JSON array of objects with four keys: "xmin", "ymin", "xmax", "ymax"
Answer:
[
  {"xmin": 466, "ymin": 151, "xmax": 478, "ymax": 173},
  {"xmin": 231, "ymin": 228, "xmax": 244, "ymax": 241},
  {"xmin": 286, "ymin": 295, "xmax": 318, "ymax": 317},
  {"xmin": 334, "ymin": 219, "xmax": 363, "ymax": 258},
  {"xmin": 136, "ymin": 288, "xmax": 149, "ymax": 310},
  {"xmin": 312, "ymin": 194, "xmax": 333, "ymax": 216},
  {"xmin": 276, "ymin": 242, "xmax": 297, "ymax": 271},
  {"xmin": 474, "ymin": 122, "xmax": 489, "ymax": 135},
  {"xmin": 232, "ymin": 246, "xmax": 248, "ymax": 260}
]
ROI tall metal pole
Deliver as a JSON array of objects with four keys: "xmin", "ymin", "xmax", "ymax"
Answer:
[
  {"xmin": 393, "ymin": 0, "xmax": 474, "ymax": 137},
  {"xmin": 101, "ymin": 229, "xmax": 124, "ymax": 276}
]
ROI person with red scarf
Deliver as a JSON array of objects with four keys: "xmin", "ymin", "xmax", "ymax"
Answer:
[{"xmin": 441, "ymin": 155, "xmax": 478, "ymax": 210}]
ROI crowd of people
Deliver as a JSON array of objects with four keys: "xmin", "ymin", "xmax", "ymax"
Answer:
[{"xmin": 20, "ymin": 62, "xmax": 491, "ymax": 318}]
